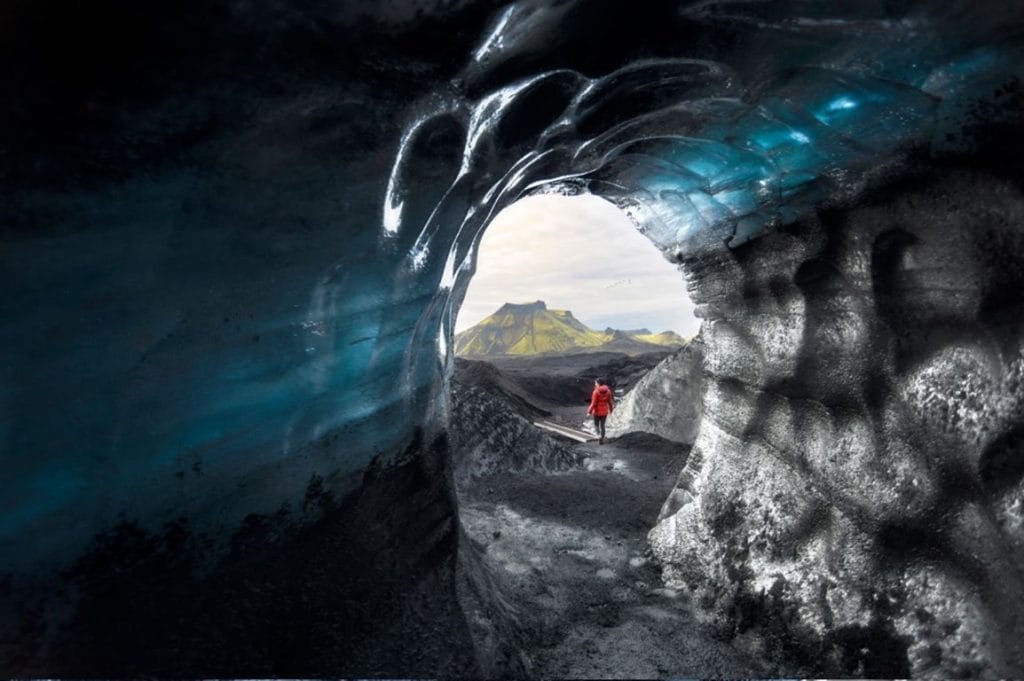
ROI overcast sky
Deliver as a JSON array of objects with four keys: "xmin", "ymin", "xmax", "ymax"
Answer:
[{"xmin": 455, "ymin": 194, "xmax": 701, "ymax": 336}]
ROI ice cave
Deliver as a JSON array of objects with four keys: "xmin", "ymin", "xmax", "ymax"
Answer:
[{"xmin": 2, "ymin": 0, "xmax": 1024, "ymax": 677}]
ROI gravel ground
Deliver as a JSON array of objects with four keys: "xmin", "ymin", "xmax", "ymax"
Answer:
[{"xmin": 459, "ymin": 434, "xmax": 768, "ymax": 678}]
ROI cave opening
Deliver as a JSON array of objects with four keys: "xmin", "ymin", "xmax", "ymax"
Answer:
[
  {"xmin": 446, "ymin": 190, "xmax": 703, "ymax": 460},
  {"xmin": 454, "ymin": 192, "xmax": 700, "ymax": 349},
  {"xmin": 446, "ymin": 191, "xmax": 725, "ymax": 677},
  {"xmin": 447, "ymin": 189, "xmax": 702, "ymax": 459}
]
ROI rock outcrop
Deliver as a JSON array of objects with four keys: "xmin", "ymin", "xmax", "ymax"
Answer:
[
  {"xmin": 607, "ymin": 339, "xmax": 704, "ymax": 445},
  {"xmin": 449, "ymin": 359, "xmax": 583, "ymax": 487}
]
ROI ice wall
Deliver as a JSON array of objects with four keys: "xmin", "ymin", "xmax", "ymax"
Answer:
[
  {"xmin": 652, "ymin": 167, "xmax": 1024, "ymax": 677},
  {"xmin": 2, "ymin": 0, "xmax": 1022, "ymax": 675},
  {"xmin": 607, "ymin": 339, "xmax": 704, "ymax": 445}
]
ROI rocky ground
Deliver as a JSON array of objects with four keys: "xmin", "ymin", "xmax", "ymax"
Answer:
[
  {"xmin": 451, "ymin": 353, "xmax": 770, "ymax": 677},
  {"xmin": 458, "ymin": 432, "xmax": 766, "ymax": 678}
]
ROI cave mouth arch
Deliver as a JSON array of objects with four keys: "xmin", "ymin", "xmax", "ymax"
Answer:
[
  {"xmin": 445, "ymin": 192, "xmax": 712, "ymax": 679},
  {"xmin": 384, "ymin": 34, "xmax": 1012, "ymax": 438},
  {"xmin": 446, "ymin": 188, "xmax": 701, "ymax": 469}
]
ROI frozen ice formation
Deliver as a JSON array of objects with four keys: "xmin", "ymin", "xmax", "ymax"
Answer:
[
  {"xmin": 652, "ymin": 170, "xmax": 1024, "ymax": 677},
  {"xmin": 607, "ymin": 338, "xmax": 704, "ymax": 445},
  {"xmin": 1, "ymin": 0, "xmax": 1023, "ymax": 676}
]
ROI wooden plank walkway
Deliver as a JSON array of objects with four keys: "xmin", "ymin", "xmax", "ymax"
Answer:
[{"xmin": 533, "ymin": 420, "xmax": 596, "ymax": 443}]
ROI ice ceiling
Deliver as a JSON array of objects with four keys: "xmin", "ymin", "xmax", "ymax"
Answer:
[
  {"xmin": 387, "ymin": 1, "xmax": 1022, "ymax": 387},
  {"xmin": 1, "ymin": 1, "xmax": 1022, "ymax": 671},
  {"xmin": 394, "ymin": 7, "xmax": 1019, "ymax": 272}
]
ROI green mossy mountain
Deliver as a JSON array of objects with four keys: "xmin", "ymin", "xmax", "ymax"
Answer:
[{"xmin": 455, "ymin": 301, "xmax": 688, "ymax": 357}]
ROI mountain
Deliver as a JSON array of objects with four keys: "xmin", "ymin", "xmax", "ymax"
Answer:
[
  {"xmin": 455, "ymin": 301, "xmax": 688, "ymax": 357},
  {"xmin": 600, "ymin": 328, "xmax": 687, "ymax": 351},
  {"xmin": 634, "ymin": 330, "xmax": 688, "ymax": 347},
  {"xmin": 454, "ymin": 301, "xmax": 607, "ymax": 356}
]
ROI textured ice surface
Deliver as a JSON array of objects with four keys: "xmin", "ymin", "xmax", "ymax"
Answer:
[
  {"xmin": 650, "ymin": 171, "xmax": 1024, "ymax": 676},
  {"xmin": 607, "ymin": 339, "xmax": 704, "ymax": 444}
]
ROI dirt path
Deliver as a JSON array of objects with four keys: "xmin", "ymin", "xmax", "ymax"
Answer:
[{"xmin": 458, "ymin": 434, "xmax": 766, "ymax": 678}]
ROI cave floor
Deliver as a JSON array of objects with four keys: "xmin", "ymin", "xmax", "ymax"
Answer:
[{"xmin": 459, "ymin": 435, "xmax": 768, "ymax": 678}]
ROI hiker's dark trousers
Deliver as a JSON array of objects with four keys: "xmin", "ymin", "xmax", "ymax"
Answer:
[{"xmin": 593, "ymin": 415, "xmax": 607, "ymax": 438}]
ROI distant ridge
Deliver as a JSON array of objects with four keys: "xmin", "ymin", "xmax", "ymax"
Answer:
[{"xmin": 455, "ymin": 301, "xmax": 687, "ymax": 357}]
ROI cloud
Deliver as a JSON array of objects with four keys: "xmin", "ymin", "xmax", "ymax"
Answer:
[{"xmin": 456, "ymin": 194, "xmax": 701, "ymax": 336}]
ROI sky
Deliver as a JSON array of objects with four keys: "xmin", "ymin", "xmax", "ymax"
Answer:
[{"xmin": 455, "ymin": 194, "xmax": 701, "ymax": 336}]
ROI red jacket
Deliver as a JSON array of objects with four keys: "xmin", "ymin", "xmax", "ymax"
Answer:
[{"xmin": 588, "ymin": 384, "xmax": 614, "ymax": 417}]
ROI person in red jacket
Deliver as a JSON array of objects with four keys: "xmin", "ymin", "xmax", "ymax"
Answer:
[{"xmin": 587, "ymin": 378, "xmax": 614, "ymax": 444}]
